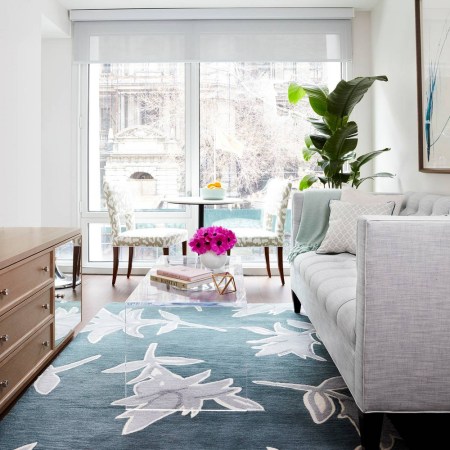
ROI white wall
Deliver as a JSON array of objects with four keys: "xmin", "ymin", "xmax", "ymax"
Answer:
[
  {"xmin": 0, "ymin": 1, "xmax": 42, "ymax": 226},
  {"xmin": 371, "ymin": 0, "xmax": 450, "ymax": 194},
  {"xmin": 351, "ymin": 11, "xmax": 374, "ymax": 191},
  {"xmin": 0, "ymin": 0, "xmax": 73, "ymax": 227},
  {"xmin": 41, "ymin": 38, "xmax": 77, "ymax": 226}
]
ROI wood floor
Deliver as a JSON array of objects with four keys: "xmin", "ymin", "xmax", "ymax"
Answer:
[{"xmin": 79, "ymin": 274, "xmax": 292, "ymax": 330}]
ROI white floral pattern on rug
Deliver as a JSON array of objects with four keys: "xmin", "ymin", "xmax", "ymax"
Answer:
[
  {"xmin": 81, "ymin": 308, "xmax": 161, "ymax": 343},
  {"xmin": 13, "ymin": 444, "xmax": 37, "ymax": 450},
  {"xmin": 155, "ymin": 310, "xmax": 227, "ymax": 335},
  {"xmin": 232, "ymin": 304, "xmax": 293, "ymax": 317},
  {"xmin": 103, "ymin": 342, "xmax": 204, "ymax": 384},
  {"xmin": 242, "ymin": 319, "xmax": 325, "ymax": 361},
  {"xmin": 254, "ymin": 376, "xmax": 401, "ymax": 450},
  {"xmin": 34, "ymin": 355, "xmax": 101, "ymax": 395},
  {"xmin": 81, "ymin": 308, "xmax": 227, "ymax": 343},
  {"xmin": 55, "ymin": 306, "xmax": 80, "ymax": 341},
  {"xmin": 112, "ymin": 366, "xmax": 264, "ymax": 435}
]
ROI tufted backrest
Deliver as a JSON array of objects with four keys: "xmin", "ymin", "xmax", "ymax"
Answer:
[
  {"xmin": 400, "ymin": 192, "xmax": 450, "ymax": 216},
  {"xmin": 291, "ymin": 190, "xmax": 450, "ymax": 246},
  {"xmin": 103, "ymin": 180, "xmax": 136, "ymax": 238}
]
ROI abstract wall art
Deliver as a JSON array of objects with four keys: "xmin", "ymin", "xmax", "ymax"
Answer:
[{"xmin": 416, "ymin": 0, "xmax": 450, "ymax": 172}]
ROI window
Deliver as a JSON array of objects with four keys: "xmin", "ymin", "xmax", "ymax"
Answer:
[
  {"xmin": 86, "ymin": 63, "xmax": 188, "ymax": 264},
  {"xmin": 199, "ymin": 62, "xmax": 341, "ymax": 262},
  {"xmin": 82, "ymin": 61, "xmax": 342, "ymax": 267}
]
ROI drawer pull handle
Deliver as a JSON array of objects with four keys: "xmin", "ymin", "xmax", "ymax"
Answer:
[
  {"xmin": 55, "ymin": 293, "xmax": 65, "ymax": 299},
  {"xmin": 42, "ymin": 303, "xmax": 50, "ymax": 309},
  {"xmin": 42, "ymin": 341, "xmax": 50, "ymax": 347},
  {"xmin": 0, "ymin": 380, "xmax": 8, "ymax": 388},
  {"xmin": 42, "ymin": 266, "xmax": 50, "ymax": 272},
  {"xmin": 0, "ymin": 289, "xmax": 9, "ymax": 296},
  {"xmin": 0, "ymin": 335, "xmax": 9, "ymax": 342}
]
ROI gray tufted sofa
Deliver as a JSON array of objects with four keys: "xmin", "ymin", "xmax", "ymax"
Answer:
[{"xmin": 290, "ymin": 191, "xmax": 450, "ymax": 449}]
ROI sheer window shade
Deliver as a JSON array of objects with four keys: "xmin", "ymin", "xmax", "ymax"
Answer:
[{"xmin": 72, "ymin": 11, "xmax": 353, "ymax": 63}]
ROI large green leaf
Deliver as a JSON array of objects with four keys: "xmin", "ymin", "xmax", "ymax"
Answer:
[
  {"xmin": 288, "ymin": 83, "xmax": 306, "ymax": 104},
  {"xmin": 321, "ymin": 121, "xmax": 358, "ymax": 160},
  {"xmin": 332, "ymin": 173, "xmax": 351, "ymax": 187},
  {"xmin": 323, "ymin": 112, "xmax": 343, "ymax": 133},
  {"xmin": 328, "ymin": 76, "xmax": 388, "ymax": 118},
  {"xmin": 299, "ymin": 174, "xmax": 318, "ymax": 191},
  {"xmin": 352, "ymin": 172, "xmax": 394, "ymax": 188},
  {"xmin": 323, "ymin": 160, "xmax": 346, "ymax": 178},
  {"xmin": 310, "ymin": 134, "xmax": 328, "ymax": 150},
  {"xmin": 306, "ymin": 118, "xmax": 332, "ymax": 136},
  {"xmin": 303, "ymin": 85, "xmax": 329, "ymax": 116},
  {"xmin": 350, "ymin": 148, "xmax": 391, "ymax": 172},
  {"xmin": 304, "ymin": 135, "xmax": 313, "ymax": 148},
  {"xmin": 317, "ymin": 176, "xmax": 328, "ymax": 187},
  {"xmin": 302, "ymin": 147, "xmax": 316, "ymax": 161}
]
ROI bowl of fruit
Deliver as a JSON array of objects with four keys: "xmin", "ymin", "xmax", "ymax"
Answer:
[{"xmin": 201, "ymin": 181, "xmax": 226, "ymax": 200}]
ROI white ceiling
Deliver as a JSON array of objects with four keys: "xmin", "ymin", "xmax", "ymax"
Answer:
[{"xmin": 58, "ymin": 0, "xmax": 380, "ymax": 11}]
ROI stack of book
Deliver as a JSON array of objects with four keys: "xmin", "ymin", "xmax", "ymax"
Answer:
[{"xmin": 150, "ymin": 265, "xmax": 213, "ymax": 290}]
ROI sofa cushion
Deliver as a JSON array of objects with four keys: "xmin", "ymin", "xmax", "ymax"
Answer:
[
  {"xmin": 293, "ymin": 251, "xmax": 357, "ymax": 345},
  {"xmin": 316, "ymin": 200, "xmax": 395, "ymax": 255}
]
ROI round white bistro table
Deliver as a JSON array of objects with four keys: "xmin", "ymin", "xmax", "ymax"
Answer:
[{"xmin": 165, "ymin": 196, "xmax": 243, "ymax": 228}]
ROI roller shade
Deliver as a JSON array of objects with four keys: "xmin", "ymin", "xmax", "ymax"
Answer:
[{"xmin": 72, "ymin": 10, "xmax": 353, "ymax": 63}]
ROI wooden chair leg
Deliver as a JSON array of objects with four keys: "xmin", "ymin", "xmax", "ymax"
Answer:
[
  {"xmin": 277, "ymin": 246, "xmax": 285, "ymax": 286},
  {"xmin": 292, "ymin": 290, "xmax": 301, "ymax": 313},
  {"xmin": 76, "ymin": 246, "xmax": 81, "ymax": 277},
  {"xmin": 127, "ymin": 247, "xmax": 134, "ymax": 279},
  {"xmin": 264, "ymin": 247, "xmax": 271, "ymax": 278},
  {"xmin": 112, "ymin": 247, "xmax": 119, "ymax": 286},
  {"xmin": 358, "ymin": 411, "xmax": 384, "ymax": 450},
  {"xmin": 72, "ymin": 245, "xmax": 81, "ymax": 289},
  {"xmin": 163, "ymin": 247, "xmax": 169, "ymax": 256},
  {"xmin": 182, "ymin": 241, "xmax": 187, "ymax": 256}
]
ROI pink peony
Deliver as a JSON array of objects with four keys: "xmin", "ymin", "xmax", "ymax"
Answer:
[{"xmin": 188, "ymin": 226, "xmax": 237, "ymax": 255}]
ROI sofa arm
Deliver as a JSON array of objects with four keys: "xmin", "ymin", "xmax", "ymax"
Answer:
[{"xmin": 354, "ymin": 215, "xmax": 450, "ymax": 412}]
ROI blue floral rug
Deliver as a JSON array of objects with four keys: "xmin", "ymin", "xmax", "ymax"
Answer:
[{"xmin": 1, "ymin": 303, "xmax": 407, "ymax": 450}]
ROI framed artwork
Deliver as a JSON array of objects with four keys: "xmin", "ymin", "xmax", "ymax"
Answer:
[{"xmin": 416, "ymin": 0, "xmax": 450, "ymax": 173}]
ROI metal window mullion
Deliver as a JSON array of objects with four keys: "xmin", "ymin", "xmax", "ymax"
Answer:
[
  {"xmin": 79, "ymin": 64, "xmax": 90, "ymax": 269},
  {"xmin": 185, "ymin": 62, "xmax": 200, "ymax": 236}
]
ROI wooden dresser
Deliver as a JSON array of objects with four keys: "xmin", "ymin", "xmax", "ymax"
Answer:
[{"xmin": 0, "ymin": 227, "xmax": 81, "ymax": 415}]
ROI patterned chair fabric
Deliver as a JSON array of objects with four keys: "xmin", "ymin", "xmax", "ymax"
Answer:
[
  {"xmin": 233, "ymin": 179, "xmax": 292, "ymax": 247},
  {"xmin": 228, "ymin": 178, "xmax": 292, "ymax": 285},
  {"xmin": 103, "ymin": 181, "xmax": 188, "ymax": 248},
  {"xmin": 103, "ymin": 180, "xmax": 188, "ymax": 285}
]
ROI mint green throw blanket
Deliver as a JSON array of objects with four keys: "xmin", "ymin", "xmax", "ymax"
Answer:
[{"xmin": 288, "ymin": 189, "xmax": 341, "ymax": 262}]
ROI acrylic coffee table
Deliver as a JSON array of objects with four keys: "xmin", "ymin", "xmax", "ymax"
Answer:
[
  {"xmin": 126, "ymin": 255, "xmax": 246, "ymax": 307},
  {"xmin": 123, "ymin": 255, "xmax": 253, "ymax": 414}
]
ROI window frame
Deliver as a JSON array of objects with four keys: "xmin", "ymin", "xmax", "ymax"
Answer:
[{"xmin": 78, "ymin": 61, "xmax": 349, "ymax": 273}]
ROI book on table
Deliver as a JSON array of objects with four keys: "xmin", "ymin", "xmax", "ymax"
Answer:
[
  {"xmin": 156, "ymin": 265, "xmax": 212, "ymax": 282},
  {"xmin": 150, "ymin": 273, "xmax": 213, "ymax": 290}
]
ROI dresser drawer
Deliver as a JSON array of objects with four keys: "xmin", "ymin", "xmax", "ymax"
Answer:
[
  {"xmin": 0, "ymin": 287, "xmax": 53, "ymax": 360},
  {"xmin": 0, "ymin": 323, "xmax": 53, "ymax": 406},
  {"xmin": 0, "ymin": 251, "xmax": 53, "ymax": 315}
]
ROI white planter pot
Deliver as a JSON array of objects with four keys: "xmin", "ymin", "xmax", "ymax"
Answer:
[{"xmin": 200, "ymin": 251, "xmax": 227, "ymax": 270}]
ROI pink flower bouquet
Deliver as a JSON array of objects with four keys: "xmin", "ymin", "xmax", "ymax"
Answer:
[{"xmin": 188, "ymin": 226, "xmax": 237, "ymax": 256}]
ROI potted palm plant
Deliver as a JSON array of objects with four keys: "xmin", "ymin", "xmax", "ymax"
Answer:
[{"xmin": 288, "ymin": 75, "xmax": 394, "ymax": 190}]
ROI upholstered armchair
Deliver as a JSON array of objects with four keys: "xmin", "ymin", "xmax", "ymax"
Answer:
[
  {"xmin": 228, "ymin": 179, "xmax": 292, "ymax": 285},
  {"xmin": 103, "ymin": 180, "xmax": 188, "ymax": 285}
]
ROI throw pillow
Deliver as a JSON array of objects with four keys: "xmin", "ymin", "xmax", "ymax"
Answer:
[
  {"xmin": 316, "ymin": 200, "xmax": 395, "ymax": 255},
  {"xmin": 341, "ymin": 188, "xmax": 405, "ymax": 215}
]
